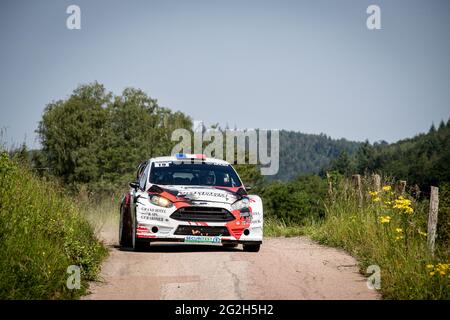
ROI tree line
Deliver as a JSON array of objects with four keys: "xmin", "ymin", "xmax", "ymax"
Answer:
[
  {"xmin": 12, "ymin": 81, "xmax": 449, "ymax": 201},
  {"xmin": 329, "ymin": 119, "xmax": 450, "ymax": 192}
]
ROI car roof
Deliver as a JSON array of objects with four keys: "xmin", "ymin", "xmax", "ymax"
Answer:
[{"xmin": 150, "ymin": 156, "xmax": 231, "ymax": 166}]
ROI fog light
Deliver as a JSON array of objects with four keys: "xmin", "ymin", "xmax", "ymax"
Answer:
[
  {"xmin": 151, "ymin": 226, "xmax": 159, "ymax": 233},
  {"xmin": 243, "ymin": 229, "xmax": 250, "ymax": 236}
]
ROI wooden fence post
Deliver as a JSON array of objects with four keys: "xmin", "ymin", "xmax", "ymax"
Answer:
[
  {"xmin": 427, "ymin": 186, "xmax": 439, "ymax": 255},
  {"xmin": 399, "ymin": 180, "xmax": 407, "ymax": 195},
  {"xmin": 413, "ymin": 184, "xmax": 421, "ymax": 199},
  {"xmin": 326, "ymin": 172, "xmax": 333, "ymax": 197},
  {"xmin": 353, "ymin": 174, "xmax": 363, "ymax": 208},
  {"xmin": 373, "ymin": 174, "xmax": 381, "ymax": 192}
]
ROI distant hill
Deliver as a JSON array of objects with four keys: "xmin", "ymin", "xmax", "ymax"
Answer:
[{"xmin": 269, "ymin": 130, "xmax": 361, "ymax": 181}]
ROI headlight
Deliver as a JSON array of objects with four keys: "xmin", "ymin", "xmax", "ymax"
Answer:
[
  {"xmin": 149, "ymin": 195, "xmax": 173, "ymax": 208},
  {"xmin": 231, "ymin": 198, "xmax": 250, "ymax": 211}
]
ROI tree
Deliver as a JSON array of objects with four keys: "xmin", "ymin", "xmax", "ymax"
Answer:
[
  {"xmin": 355, "ymin": 140, "xmax": 376, "ymax": 174},
  {"xmin": 37, "ymin": 82, "xmax": 110, "ymax": 184},
  {"xmin": 330, "ymin": 151, "xmax": 353, "ymax": 175}
]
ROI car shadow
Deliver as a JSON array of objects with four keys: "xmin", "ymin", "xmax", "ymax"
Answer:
[{"xmin": 114, "ymin": 243, "xmax": 242, "ymax": 253}]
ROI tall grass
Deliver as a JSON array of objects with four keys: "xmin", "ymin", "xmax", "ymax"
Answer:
[
  {"xmin": 77, "ymin": 190, "xmax": 120, "ymax": 237},
  {"xmin": 309, "ymin": 175, "xmax": 449, "ymax": 299},
  {"xmin": 0, "ymin": 153, "xmax": 107, "ymax": 299},
  {"xmin": 264, "ymin": 217, "xmax": 306, "ymax": 237}
]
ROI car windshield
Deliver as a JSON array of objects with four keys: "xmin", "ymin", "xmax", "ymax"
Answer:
[{"xmin": 149, "ymin": 161, "xmax": 242, "ymax": 187}]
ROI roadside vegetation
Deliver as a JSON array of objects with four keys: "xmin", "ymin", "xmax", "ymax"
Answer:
[
  {"xmin": 309, "ymin": 175, "xmax": 449, "ymax": 300},
  {"xmin": 0, "ymin": 152, "xmax": 107, "ymax": 299},
  {"xmin": 259, "ymin": 123, "xmax": 450, "ymax": 299}
]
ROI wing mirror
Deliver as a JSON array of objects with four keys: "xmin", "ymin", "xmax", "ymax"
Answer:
[
  {"xmin": 129, "ymin": 181, "xmax": 139, "ymax": 189},
  {"xmin": 236, "ymin": 187, "xmax": 248, "ymax": 197}
]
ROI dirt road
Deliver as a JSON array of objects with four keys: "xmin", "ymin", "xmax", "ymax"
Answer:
[{"xmin": 84, "ymin": 225, "xmax": 379, "ymax": 300}]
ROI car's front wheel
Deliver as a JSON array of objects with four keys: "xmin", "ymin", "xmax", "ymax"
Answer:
[{"xmin": 119, "ymin": 200, "xmax": 132, "ymax": 247}]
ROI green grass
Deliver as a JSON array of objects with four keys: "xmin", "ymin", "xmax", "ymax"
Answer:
[
  {"xmin": 0, "ymin": 153, "xmax": 107, "ymax": 299},
  {"xmin": 307, "ymin": 178, "xmax": 449, "ymax": 300},
  {"xmin": 79, "ymin": 193, "xmax": 120, "ymax": 236},
  {"xmin": 264, "ymin": 217, "xmax": 305, "ymax": 237}
]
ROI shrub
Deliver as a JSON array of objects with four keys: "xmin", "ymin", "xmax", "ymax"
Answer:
[{"xmin": 258, "ymin": 175, "xmax": 327, "ymax": 225}]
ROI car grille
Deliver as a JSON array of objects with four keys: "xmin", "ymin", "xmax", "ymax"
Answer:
[
  {"xmin": 170, "ymin": 206, "xmax": 235, "ymax": 222},
  {"xmin": 174, "ymin": 225, "xmax": 230, "ymax": 236}
]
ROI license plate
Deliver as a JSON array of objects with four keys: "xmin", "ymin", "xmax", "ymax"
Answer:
[{"xmin": 184, "ymin": 235, "xmax": 221, "ymax": 244}]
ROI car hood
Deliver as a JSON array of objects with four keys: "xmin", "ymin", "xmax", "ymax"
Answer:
[{"xmin": 162, "ymin": 185, "xmax": 240, "ymax": 205}]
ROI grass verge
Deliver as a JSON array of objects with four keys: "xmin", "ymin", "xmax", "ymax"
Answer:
[
  {"xmin": 264, "ymin": 217, "xmax": 305, "ymax": 237},
  {"xmin": 0, "ymin": 153, "xmax": 107, "ymax": 299},
  {"xmin": 307, "ymin": 178, "xmax": 449, "ymax": 300}
]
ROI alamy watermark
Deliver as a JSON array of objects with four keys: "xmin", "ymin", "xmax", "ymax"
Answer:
[
  {"xmin": 66, "ymin": 265, "xmax": 81, "ymax": 290},
  {"xmin": 366, "ymin": 264, "xmax": 381, "ymax": 290},
  {"xmin": 66, "ymin": 4, "xmax": 381, "ymax": 31},
  {"xmin": 170, "ymin": 121, "xmax": 279, "ymax": 176},
  {"xmin": 367, "ymin": 5, "xmax": 381, "ymax": 30},
  {"xmin": 66, "ymin": 5, "xmax": 81, "ymax": 30}
]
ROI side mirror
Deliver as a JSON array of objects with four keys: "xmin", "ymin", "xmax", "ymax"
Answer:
[
  {"xmin": 129, "ymin": 181, "xmax": 139, "ymax": 189},
  {"xmin": 245, "ymin": 185, "xmax": 252, "ymax": 192},
  {"xmin": 236, "ymin": 187, "xmax": 248, "ymax": 197}
]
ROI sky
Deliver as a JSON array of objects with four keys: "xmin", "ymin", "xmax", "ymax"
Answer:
[{"xmin": 0, "ymin": 0, "xmax": 449, "ymax": 149}]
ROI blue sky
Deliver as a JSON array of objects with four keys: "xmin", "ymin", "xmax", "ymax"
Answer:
[{"xmin": 0, "ymin": 0, "xmax": 449, "ymax": 148}]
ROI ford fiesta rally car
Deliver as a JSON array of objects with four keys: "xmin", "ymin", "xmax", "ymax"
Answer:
[{"xmin": 119, "ymin": 154, "xmax": 263, "ymax": 252}]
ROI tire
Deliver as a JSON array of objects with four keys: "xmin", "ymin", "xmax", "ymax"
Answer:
[
  {"xmin": 119, "ymin": 200, "xmax": 132, "ymax": 247},
  {"xmin": 133, "ymin": 238, "xmax": 149, "ymax": 251},
  {"xmin": 222, "ymin": 243, "xmax": 238, "ymax": 249},
  {"xmin": 243, "ymin": 244, "xmax": 261, "ymax": 252}
]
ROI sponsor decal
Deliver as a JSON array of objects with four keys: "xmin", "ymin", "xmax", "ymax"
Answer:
[
  {"xmin": 184, "ymin": 236, "xmax": 221, "ymax": 244},
  {"xmin": 140, "ymin": 207, "xmax": 167, "ymax": 214},
  {"xmin": 139, "ymin": 208, "xmax": 165, "ymax": 222},
  {"xmin": 154, "ymin": 162, "xmax": 171, "ymax": 167},
  {"xmin": 178, "ymin": 190, "xmax": 230, "ymax": 198},
  {"xmin": 141, "ymin": 215, "xmax": 164, "ymax": 222}
]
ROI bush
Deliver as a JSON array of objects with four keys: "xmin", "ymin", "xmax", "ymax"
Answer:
[
  {"xmin": 0, "ymin": 152, "xmax": 107, "ymax": 299},
  {"xmin": 258, "ymin": 175, "xmax": 327, "ymax": 225}
]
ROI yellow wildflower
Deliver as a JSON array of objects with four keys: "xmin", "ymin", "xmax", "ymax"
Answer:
[
  {"xmin": 382, "ymin": 186, "xmax": 392, "ymax": 192},
  {"xmin": 379, "ymin": 215, "xmax": 391, "ymax": 224},
  {"xmin": 395, "ymin": 228, "xmax": 403, "ymax": 233},
  {"xmin": 418, "ymin": 229, "xmax": 427, "ymax": 237},
  {"xmin": 427, "ymin": 263, "xmax": 449, "ymax": 278},
  {"xmin": 393, "ymin": 197, "xmax": 414, "ymax": 214}
]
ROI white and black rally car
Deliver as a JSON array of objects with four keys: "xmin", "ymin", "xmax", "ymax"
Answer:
[{"xmin": 119, "ymin": 154, "xmax": 263, "ymax": 252}]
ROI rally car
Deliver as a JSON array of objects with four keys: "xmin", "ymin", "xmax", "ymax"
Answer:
[{"xmin": 119, "ymin": 154, "xmax": 263, "ymax": 252}]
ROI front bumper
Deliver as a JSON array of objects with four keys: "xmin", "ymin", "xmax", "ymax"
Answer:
[{"xmin": 136, "ymin": 220, "xmax": 263, "ymax": 244}]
